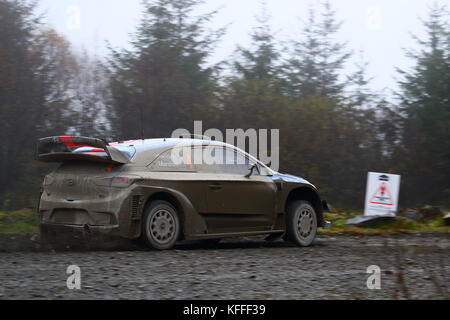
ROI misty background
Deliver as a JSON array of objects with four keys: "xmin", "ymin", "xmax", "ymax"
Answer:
[{"xmin": 36, "ymin": 0, "xmax": 448, "ymax": 93}]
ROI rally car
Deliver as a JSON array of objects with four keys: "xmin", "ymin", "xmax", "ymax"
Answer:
[{"xmin": 37, "ymin": 136, "xmax": 330, "ymax": 250}]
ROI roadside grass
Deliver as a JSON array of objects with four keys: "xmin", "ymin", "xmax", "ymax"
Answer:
[
  {"xmin": 0, "ymin": 209, "xmax": 38, "ymax": 234},
  {"xmin": 319, "ymin": 210, "xmax": 450, "ymax": 235},
  {"xmin": 0, "ymin": 208, "xmax": 448, "ymax": 236}
]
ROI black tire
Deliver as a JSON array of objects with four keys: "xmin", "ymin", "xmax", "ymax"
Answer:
[
  {"xmin": 285, "ymin": 200, "xmax": 318, "ymax": 247},
  {"xmin": 141, "ymin": 200, "xmax": 180, "ymax": 250},
  {"xmin": 39, "ymin": 226, "xmax": 50, "ymax": 243}
]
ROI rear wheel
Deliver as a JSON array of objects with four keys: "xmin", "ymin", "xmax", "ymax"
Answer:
[
  {"xmin": 285, "ymin": 200, "xmax": 317, "ymax": 247},
  {"xmin": 142, "ymin": 200, "xmax": 180, "ymax": 250}
]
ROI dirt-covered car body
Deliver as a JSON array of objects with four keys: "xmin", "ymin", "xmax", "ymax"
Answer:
[{"xmin": 37, "ymin": 136, "xmax": 329, "ymax": 244}]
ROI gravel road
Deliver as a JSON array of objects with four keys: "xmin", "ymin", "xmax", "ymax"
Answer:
[{"xmin": 0, "ymin": 233, "xmax": 449, "ymax": 300}]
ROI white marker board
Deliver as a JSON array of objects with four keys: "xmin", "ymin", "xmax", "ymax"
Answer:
[{"xmin": 364, "ymin": 172, "xmax": 401, "ymax": 216}]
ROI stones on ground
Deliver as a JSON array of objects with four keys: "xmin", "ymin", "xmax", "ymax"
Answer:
[
  {"xmin": 419, "ymin": 205, "xmax": 443, "ymax": 221},
  {"xmin": 347, "ymin": 206, "xmax": 447, "ymax": 227},
  {"xmin": 403, "ymin": 209, "xmax": 423, "ymax": 221},
  {"xmin": 0, "ymin": 235, "xmax": 448, "ymax": 299},
  {"xmin": 345, "ymin": 215, "xmax": 396, "ymax": 227},
  {"xmin": 400, "ymin": 205, "xmax": 444, "ymax": 222}
]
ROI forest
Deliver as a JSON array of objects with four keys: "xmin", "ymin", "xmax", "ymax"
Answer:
[{"xmin": 0, "ymin": 0, "xmax": 449, "ymax": 210}]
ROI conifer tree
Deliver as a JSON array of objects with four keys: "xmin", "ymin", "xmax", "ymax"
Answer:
[
  {"xmin": 109, "ymin": 0, "xmax": 223, "ymax": 139},
  {"xmin": 287, "ymin": 1, "xmax": 351, "ymax": 99},
  {"xmin": 396, "ymin": 4, "xmax": 450, "ymax": 205}
]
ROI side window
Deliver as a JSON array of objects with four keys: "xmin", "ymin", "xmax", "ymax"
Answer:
[
  {"xmin": 217, "ymin": 148, "xmax": 258, "ymax": 175},
  {"xmin": 194, "ymin": 146, "xmax": 220, "ymax": 173},
  {"xmin": 148, "ymin": 148, "xmax": 195, "ymax": 172}
]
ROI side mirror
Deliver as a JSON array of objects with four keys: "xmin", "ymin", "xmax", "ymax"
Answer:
[{"xmin": 245, "ymin": 164, "xmax": 258, "ymax": 178}]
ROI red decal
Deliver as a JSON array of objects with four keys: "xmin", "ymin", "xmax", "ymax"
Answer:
[
  {"xmin": 369, "ymin": 182, "xmax": 394, "ymax": 206},
  {"xmin": 59, "ymin": 136, "xmax": 92, "ymax": 148}
]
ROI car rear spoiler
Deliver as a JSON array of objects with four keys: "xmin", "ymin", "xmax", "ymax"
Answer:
[{"xmin": 36, "ymin": 136, "xmax": 130, "ymax": 164}]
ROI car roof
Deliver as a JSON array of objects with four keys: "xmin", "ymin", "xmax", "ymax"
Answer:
[
  {"xmin": 111, "ymin": 138, "xmax": 233, "ymax": 150},
  {"xmin": 110, "ymin": 138, "xmax": 240, "ymax": 165}
]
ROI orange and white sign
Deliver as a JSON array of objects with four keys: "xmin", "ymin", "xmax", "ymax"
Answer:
[{"xmin": 364, "ymin": 172, "xmax": 400, "ymax": 216}]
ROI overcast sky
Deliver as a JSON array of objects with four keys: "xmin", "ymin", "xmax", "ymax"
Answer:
[{"xmin": 37, "ymin": 0, "xmax": 449, "ymax": 94}]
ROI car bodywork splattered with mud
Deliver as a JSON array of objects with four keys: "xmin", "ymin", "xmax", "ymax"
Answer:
[{"xmin": 37, "ymin": 136, "xmax": 330, "ymax": 250}]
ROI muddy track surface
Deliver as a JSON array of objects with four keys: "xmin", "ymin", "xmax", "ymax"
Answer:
[{"xmin": 0, "ymin": 233, "xmax": 449, "ymax": 300}]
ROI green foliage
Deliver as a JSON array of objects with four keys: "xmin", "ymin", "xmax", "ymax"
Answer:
[
  {"xmin": 321, "ymin": 210, "xmax": 450, "ymax": 235},
  {"xmin": 0, "ymin": 210, "xmax": 38, "ymax": 234},
  {"xmin": 0, "ymin": 207, "xmax": 446, "ymax": 236}
]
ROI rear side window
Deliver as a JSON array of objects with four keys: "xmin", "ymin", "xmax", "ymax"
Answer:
[
  {"xmin": 148, "ymin": 149, "xmax": 196, "ymax": 172},
  {"xmin": 194, "ymin": 146, "xmax": 220, "ymax": 173},
  {"xmin": 193, "ymin": 147, "xmax": 258, "ymax": 175}
]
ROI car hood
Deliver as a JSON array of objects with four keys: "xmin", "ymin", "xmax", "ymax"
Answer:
[{"xmin": 270, "ymin": 172, "xmax": 316, "ymax": 188}]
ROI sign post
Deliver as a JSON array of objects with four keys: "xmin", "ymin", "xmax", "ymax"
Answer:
[{"xmin": 364, "ymin": 172, "xmax": 401, "ymax": 216}]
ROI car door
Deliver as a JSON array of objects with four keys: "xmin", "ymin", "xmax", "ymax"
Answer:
[
  {"xmin": 196, "ymin": 146, "xmax": 277, "ymax": 233},
  {"xmin": 147, "ymin": 147, "xmax": 207, "ymax": 213}
]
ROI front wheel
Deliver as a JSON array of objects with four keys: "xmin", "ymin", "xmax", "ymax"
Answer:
[
  {"xmin": 142, "ymin": 200, "xmax": 180, "ymax": 250},
  {"xmin": 285, "ymin": 200, "xmax": 318, "ymax": 247}
]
